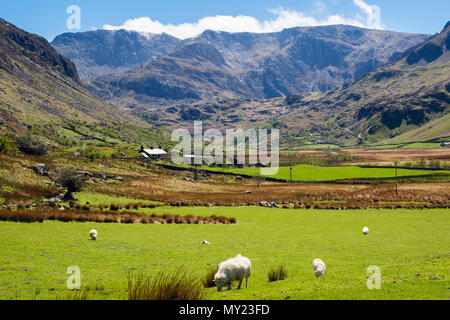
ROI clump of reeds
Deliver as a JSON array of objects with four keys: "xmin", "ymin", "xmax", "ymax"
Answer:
[
  {"xmin": 203, "ymin": 266, "xmax": 218, "ymax": 288},
  {"xmin": 0, "ymin": 209, "xmax": 237, "ymax": 225},
  {"xmin": 268, "ymin": 265, "xmax": 288, "ymax": 282},
  {"xmin": 127, "ymin": 267, "xmax": 205, "ymax": 300}
]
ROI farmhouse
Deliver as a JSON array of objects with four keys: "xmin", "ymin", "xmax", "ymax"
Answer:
[{"xmin": 140, "ymin": 146, "xmax": 168, "ymax": 161}]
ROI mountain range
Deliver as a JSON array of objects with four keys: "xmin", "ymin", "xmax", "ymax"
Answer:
[
  {"xmin": 52, "ymin": 25, "xmax": 430, "ymax": 104},
  {"xmin": 172, "ymin": 22, "xmax": 449, "ymax": 145},
  {"xmin": 0, "ymin": 16, "xmax": 448, "ymax": 148}
]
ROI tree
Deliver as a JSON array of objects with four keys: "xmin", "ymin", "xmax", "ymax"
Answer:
[{"xmin": 54, "ymin": 167, "xmax": 86, "ymax": 201}]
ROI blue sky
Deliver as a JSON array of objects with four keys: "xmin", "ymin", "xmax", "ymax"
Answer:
[{"xmin": 0, "ymin": 0, "xmax": 448, "ymax": 41}]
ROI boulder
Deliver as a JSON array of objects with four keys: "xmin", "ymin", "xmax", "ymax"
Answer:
[{"xmin": 33, "ymin": 164, "xmax": 50, "ymax": 176}]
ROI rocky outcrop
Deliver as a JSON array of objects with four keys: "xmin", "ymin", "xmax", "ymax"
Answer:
[
  {"xmin": 0, "ymin": 18, "xmax": 81, "ymax": 85},
  {"xmin": 52, "ymin": 30, "xmax": 180, "ymax": 79}
]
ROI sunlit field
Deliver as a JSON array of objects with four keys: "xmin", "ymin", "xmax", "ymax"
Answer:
[
  {"xmin": 164, "ymin": 163, "xmax": 450, "ymax": 182},
  {"xmin": 0, "ymin": 207, "xmax": 448, "ymax": 300}
]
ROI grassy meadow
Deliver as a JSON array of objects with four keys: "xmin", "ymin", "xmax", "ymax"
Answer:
[
  {"xmin": 169, "ymin": 163, "xmax": 450, "ymax": 182},
  {"xmin": 0, "ymin": 206, "xmax": 448, "ymax": 300}
]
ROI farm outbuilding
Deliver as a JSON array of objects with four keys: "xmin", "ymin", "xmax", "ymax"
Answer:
[{"xmin": 140, "ymin": 146, "xmax": 168, "ymax": 161}]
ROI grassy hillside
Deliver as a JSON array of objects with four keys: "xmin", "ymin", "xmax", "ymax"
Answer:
[
  {"xmin": 384, "ymin": 113, "xmax": 450, "ymax": 144},
  {"xmin": 0, "ymin": 18, "xmax": 168, "ymax": 147}
]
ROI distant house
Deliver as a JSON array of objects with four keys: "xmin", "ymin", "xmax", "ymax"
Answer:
[
  {"xmin": 140, "ymin": 146, "xmax": 168, "ymax": 161},
  {"xmin": 441, "ymin": 142, "xmax": 450, "ymax": 147}
]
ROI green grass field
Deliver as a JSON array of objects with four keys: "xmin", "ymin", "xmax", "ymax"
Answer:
[
  {"xmin": 185, "ymin": 164, "xmax": 450, "ymax": 182},
  {"xmin": 294, "ymin": 144, "xmax": 341, "ymax": 150},
  {"xmin": 401, "ymin": 143, "xmax": 443, "ymax": 149},
  {"xmin": 0, "ymin": 207, "xmax": 448, "ymax": 300}
]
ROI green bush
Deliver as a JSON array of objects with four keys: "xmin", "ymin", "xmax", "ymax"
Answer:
[{"xmin": 16, "ymin": 135, "xmax": 48, "ymax": 155}]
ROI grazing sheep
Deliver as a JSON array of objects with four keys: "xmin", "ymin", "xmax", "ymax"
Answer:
[
  {"xmin": 89, "ymin": 229, "xmax": 98, "ymax": 241},
  {"xmin": 202, "ymin": 240, "xmax": 211, "ymax": 245},
  {"xmin": 362, "ymin": 227, "xmax": 369, "ymax": 235},
  {"xmin": 214, "ymin": 254, "xmax": 251, "ymax": 291},
  {"xmin": 312, "ymin": 259, "xmax": 326, "ymax": 277}
]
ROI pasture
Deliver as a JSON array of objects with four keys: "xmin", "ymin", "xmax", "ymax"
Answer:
[
  {"xmin": 0, "ymin": 206, "xmax": 448, "ymax": 300},
  {"xmin": 170, "ymin": 163, "xmax": 450, "ymax": 182}
]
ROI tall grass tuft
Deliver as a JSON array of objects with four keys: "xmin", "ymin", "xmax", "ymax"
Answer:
[
  {"xmin": 203, "ymin": 266, "xmax": 218, "ymax": 288},
  {"xmin": 127, "ymin": 267, "xmax": 205, "ymax": 300},
  {"xmin": 268, "ymin": 265, "xmax": 288, "ymax": 282}
]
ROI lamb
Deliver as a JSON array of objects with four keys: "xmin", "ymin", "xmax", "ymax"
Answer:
[
  {"xmin": 362, "ymin": 227, "xmax": 369, "ymax": 235},
  {"xmin": 89, "ymin": 229, "xmax": 98, "ymax": 241},
  {"xmin": 312, "ymin": 259, "xmax": 326, "ymax": 277},
  {"xmin": 214, "ymin": 254, "xmax": 251, "ymax": 291},
  {"xmin": 202, "ymin": 240, "xmax": 211, "ymax": 245}
]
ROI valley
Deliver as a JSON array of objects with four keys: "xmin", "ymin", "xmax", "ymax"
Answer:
[{"xmin": 0, "ymin": 10, "xmax": 448, "ymax": 302}]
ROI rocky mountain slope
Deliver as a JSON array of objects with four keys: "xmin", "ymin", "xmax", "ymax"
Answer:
[
  {"xmin": 285, "ymin": 23, "xmax": 450, "ymax": 141},
  {"xmin": 277, "ymin": 21, "xmax": 450, "ymax": 144},
  {"xmin": 52, "ymin": 30, "xmax": 181, "ymax": 79},
  {"xmin": 0, "ymin": 18, "xmax": 166, "ymax": 146},
  {"xmin": 53, "ymin": 25, "xmax": 429, "ymax": 104}
]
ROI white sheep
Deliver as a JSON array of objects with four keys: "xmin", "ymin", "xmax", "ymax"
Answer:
[
  {"xmin": 362, "ymin": 227, "xmax": 369, "ymax": 235},
  {"xmin": 214, "ymin": 254, "xmax": 251, "ymax": 291},
  {"xmin": 202, "ymin": 240, "xmax": 211, "ymax": 245},
  {"xmin": 312, "ymin": 259, "xmax": 326, "ymax": 277},
  {"xmin": 89, "ymin": 229, "xmax": 98, "ymax": 241}
]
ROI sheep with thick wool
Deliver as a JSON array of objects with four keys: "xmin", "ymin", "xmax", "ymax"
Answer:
[
  {"xmin": 89, "ymin": 229, "xmax": 98, "ymax": 241},
  {"xmin": 312, "ymin": 259, "xmax": 326, "ymax": 277},
  {"xmin": 214, "ymin": 254, "xmax": 251, "ymax": 291}
]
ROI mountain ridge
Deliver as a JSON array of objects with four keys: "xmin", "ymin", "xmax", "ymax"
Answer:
[{"xmin": 53, "ymin": 25, "xmax": 430, "ymax": 102}]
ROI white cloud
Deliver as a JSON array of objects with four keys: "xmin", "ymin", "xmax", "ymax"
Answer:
[{"xmin": 103, "ymin": 0, "xmax": 384, "ymax": 39}]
